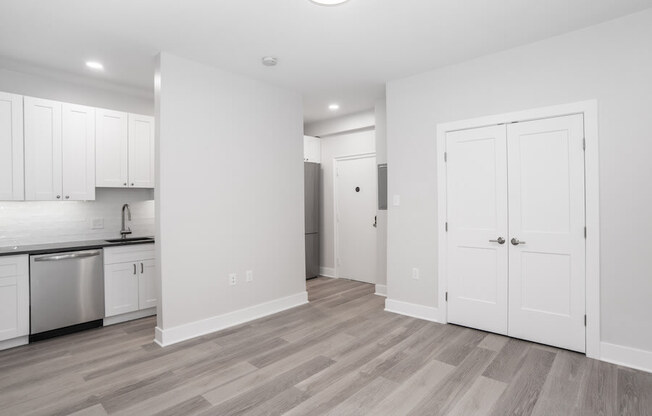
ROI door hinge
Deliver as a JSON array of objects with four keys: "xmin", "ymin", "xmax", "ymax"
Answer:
[
  {"xmin": 445, "ymin": 222, "xmax": 448, "ymax": 232},
  {"xmin": 444, "ymin": 152, "xmax": 447, "ymax": 162},
  {"xmin": 584, "ymin": 226, "xmax": 587, "ymax": 239},
  {"xmin": 584, "ymin": 314, "xmax": 587, "ymax": 326},
  {"xmin": 445, "ymin": 292, "xmax": 448, "ymax": 302},
  {"xmin": 583, "ymin": 138, "xmax": 586, "ymax": 151}
]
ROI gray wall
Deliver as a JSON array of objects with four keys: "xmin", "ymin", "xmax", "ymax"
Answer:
[
  {"xmin": 386, "ymin": 9, "xmax": 652, "ymax": 352},
  {"xmin": 156, "ymin": 53, "xmax": 305, "ymax": 331}
]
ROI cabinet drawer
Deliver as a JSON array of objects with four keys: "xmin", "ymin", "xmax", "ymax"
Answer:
[{"xmin": 104, "ymin": 243, "xmax": 155, "ymax": 264}]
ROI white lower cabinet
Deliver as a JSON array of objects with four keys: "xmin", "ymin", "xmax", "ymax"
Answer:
[
  {"xmin": 104, "ymin": 244, "xmax": 156, "ymax": 322},
  {"xmin": 0, "ymin": 255, "xmax": 29, "ymax": 350}
]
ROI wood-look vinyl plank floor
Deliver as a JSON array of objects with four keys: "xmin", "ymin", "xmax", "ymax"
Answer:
[{"xmin": 0, "ymin": 277, "xmax": 649, "ymax": 416}]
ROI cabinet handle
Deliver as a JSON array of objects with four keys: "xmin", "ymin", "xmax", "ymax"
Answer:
[
  {"xmin": 141, "ymin": 262, "xmax": 144, "ymax": 274},
  {"xmin": 133, "ymin": 264, "xmax": 137, "ymax": 275},
  {"xmin": 65, "ymin": 195, "xmax": 70, "ymax": 199},
  {"xmin": 131, "ymin": 183, "xmax": 135, "ymax": 186},
  {"xmin": 124, "ymin": 182, "xmax": 127, "ymax": 186},
  {"xmin": 56, "ymin": 195, "xmax": 61, "ymax": 199}
]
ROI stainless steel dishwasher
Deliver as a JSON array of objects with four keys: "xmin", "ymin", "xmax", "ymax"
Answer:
[{"xmin": 30, "ymin": 249, "xmax": 105, "ymax": 341}]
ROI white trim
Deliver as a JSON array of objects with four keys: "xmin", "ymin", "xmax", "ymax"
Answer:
[
  {"xmin": 319, "ymin": 267, "xmax": 336, "ymax": 278},
  {"xmin": 154, "ymin": 291, "xmax": 308, "ymax": 347},
  {"xmin": 385, "ymin": 299, "xmax": 441, "ymax": 323},
  {"xmin": 0, "ymin": 336, "xmax": 28, "ymax": 351},
  {"xmin": 103, "ymin": 307, "xmax": 156, "ymax": 326},
  {"xmin": 375, "ymin": 284, "xmax": 387, "ymax": 297},
  {"xmin": 436, "ymin": 100, "xmax": 600, "ymax": 359},
  {"xmin": 332, "ymin": 152, "xmax": 377, "ymax": 282},
  {"xmin": 601, "ymin": 342, "xmax": 652, "ymax": 374}
]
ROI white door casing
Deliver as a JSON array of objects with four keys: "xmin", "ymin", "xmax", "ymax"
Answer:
[
  {"xmin": 437, "ymin": 101, "xmax": 599, "ymax": 357},
  {"xmin": 335, "ymin": 154, "xmax": 378, "ymax": 284},
  {"xmin": 446, "ymin": 125, "xmax": 509, "ymax": 335},
  {"xmin": 507, "ymin": 114, "xmax": 586, "ymax": 352}
]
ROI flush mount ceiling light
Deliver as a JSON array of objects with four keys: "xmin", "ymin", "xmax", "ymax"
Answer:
[
  {"xmin": 261, "ymin": 56, "xmax": 278, "ymax": 67},
  {"xmin": 85, "ymin": 61, "xmax": 104, "ymax": 70},
  {"xmin": 328, "ymin": 104, "xmax": 340, "ymax": 111},
  {"xmin": 309, "ymin": 0, "xmax": 350, "ymax": 6}
]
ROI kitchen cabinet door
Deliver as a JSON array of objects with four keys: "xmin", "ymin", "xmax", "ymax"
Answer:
[
  {"xmin": 96, "ymin": 109, "xmax": 129, "ymax": 188},
  {"xmin": 0, "ymin": 255, "xmax": 29, "ymax": 342},
  {"xmin": 24, "ymin": 97, "xmax": 63, "ymax": 200},
  {"xmin": 0, "ymin": 92, "xmax": 24, "ymax": 201},
  {"xmin": 138, "ymin": 259, "xmax": 157, "ymax": 309},
  {"xmin": 104, "ymin": 262, "xmax": 140, "ymax": 317},
  {"xmin": 128, "ymin": 114, "xmax": 155, "ymax": 188},
  {"xmin": 62, "ymin": 104, "xmax": 95, "ymax": 200}
]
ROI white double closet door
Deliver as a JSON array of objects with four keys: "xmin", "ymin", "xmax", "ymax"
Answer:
[{"xmin": 446, "ymin": 114, "xmax": 586, "ymax": 352}]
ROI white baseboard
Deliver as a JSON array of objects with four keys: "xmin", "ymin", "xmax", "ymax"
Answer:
[
  {"xmin": 320, "ymin": 267, "xmax": 336, "ymax": 278},
  {"xmin": 385, "ymin": 298, "xmax": 441, "ymax": 323},
  {"xmin": 375, "ymin": 284, "xmax": 387, "ymax": 297},
  {"xmin": 0, "ymin": 336, "xmax": 28, "ymax": 351},
  {"xmin": 154, "ymin": 291, "xmax": 308, "ymax": 347},
  {"xmin": 104, "ymin": 307, "xmax": 156, "ymax": 326},
  {"xmin": 601, "ymin": 342, "xmax": 652, "ymax": 374}
]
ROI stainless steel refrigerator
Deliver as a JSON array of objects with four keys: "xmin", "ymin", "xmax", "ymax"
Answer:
[{"xmin": 304, "ymin": 162, "xmax": 320, "ymax": 279}]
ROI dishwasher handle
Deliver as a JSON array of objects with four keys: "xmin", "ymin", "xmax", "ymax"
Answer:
[{"xmin": 33, "ymin": 250, "xmax": 102, "ymax": 262}]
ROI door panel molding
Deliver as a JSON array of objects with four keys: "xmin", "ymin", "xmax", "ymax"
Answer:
[{"xmin": 436, "ymin": 100, "xmax": 600, "ymax": 359}]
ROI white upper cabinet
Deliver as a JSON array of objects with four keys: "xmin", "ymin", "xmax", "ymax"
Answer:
[
  {"xmin": 62, "ymin": 103, "xmax": 95, "ymax": 201},
  {"xmin": 303, "ymin": 135, "xmax": 321, "ymax": 163},
  {"xmin": 96, "ymin": 109, "xmax": 129, "ymax": 188},
  {"xmin": 0, "ymin": 92, "xmax": 24, "ymax": 201},
  {"xmin": 24, "ymin": 97, "xmax": 96, "ymax": 201},
  {"xmin": 128, "ymin": 114, "xmax": 155, "ymax": 188},
  {"xmin": 96, "ymin": 112, "xmax": 154, "ymax": 189},
  {"xmin": 24, "ymin": 97, "xmax": 63, "ymax": 201}
]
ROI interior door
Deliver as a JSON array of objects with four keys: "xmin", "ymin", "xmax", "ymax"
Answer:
[
  {"xmin": 128, "ymin": 114, "xmax": 155, "ymax": 188},
  {"xmin": 507, "ymin": 114, "xmax": 586, "ymax": 352},
  {"xmin": 446, "ymin": 125, "xmax": 509, "ymax": 335},
  {"xmin": 62, "ymin": 104, "xmax": 95, "ymax": 201},
  {"xmin": 24, "ymin": 97, "xmax": 62, "ymax": 201},
  {"xmin": 336, "ymin": 156, "xmax": 377, "ymax": 283}
]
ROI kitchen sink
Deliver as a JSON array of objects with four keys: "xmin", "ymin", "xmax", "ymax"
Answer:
[{"xmin": 105, "ymin": 237, "xmax": 154, "ymax": 244}]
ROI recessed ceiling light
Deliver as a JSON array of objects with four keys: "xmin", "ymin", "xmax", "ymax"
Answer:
[
  {"xmin": 329, "ymin": 104, "xmax": 340, "ymax": 111},
  {"xmin": 310, "ymin": 0, "xmax": 350, "ymax": 6},
  {"xmin": 85, "ymin": 61, "xmax": 104, "ymax": 70}
]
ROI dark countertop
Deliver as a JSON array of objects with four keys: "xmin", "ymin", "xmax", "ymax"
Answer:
[{"xmin": 0, "ymin": 237, "xmax": 155, "ymax": 257}]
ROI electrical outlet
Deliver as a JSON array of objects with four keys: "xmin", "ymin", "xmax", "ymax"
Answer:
[
  {"xmin": 229, "ymin": 273, "xmax": 237, "ymax": 286},
  {"xmin": 91, "ymin": 218, "xmax": 104, "ymax": 230},
  {"xmin": 246, "ymin": 270, "xmax": 253, "ymax": 282},
  {"xmin": 393, "ymin": 195, "xmax": 401, "ymax": 206},
  {"xmin": 412, "ymin": 267, "xmax": 420, "ymax": 280}
]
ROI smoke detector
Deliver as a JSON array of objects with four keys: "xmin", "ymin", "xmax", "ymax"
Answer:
[{"xmin": 261, "ymin": 56, "xmax": 278, "ymax": 67}]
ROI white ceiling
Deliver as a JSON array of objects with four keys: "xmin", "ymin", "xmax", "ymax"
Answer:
[{"xmin": 1, "ymin": 0, "xmax": 651, "ymax": 122}]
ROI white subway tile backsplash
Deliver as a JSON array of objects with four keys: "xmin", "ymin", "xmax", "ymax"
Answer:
[{"xmin": 0, "ymin": 188, "xmax": 155, "ymax": 246}]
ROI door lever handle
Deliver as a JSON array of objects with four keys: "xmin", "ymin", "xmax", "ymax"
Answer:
[
  {"xmin": 511, "ymin": 238, "xmax": 526, "ymax": 246},
  {"xmin": 489, "ymin": 237, "xmax": 505, "ymax": 245}
]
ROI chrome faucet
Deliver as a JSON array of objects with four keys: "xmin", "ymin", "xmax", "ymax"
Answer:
[{"xmin": 120, "ymin": 204, "xmax": 132, "ymax": 239}]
